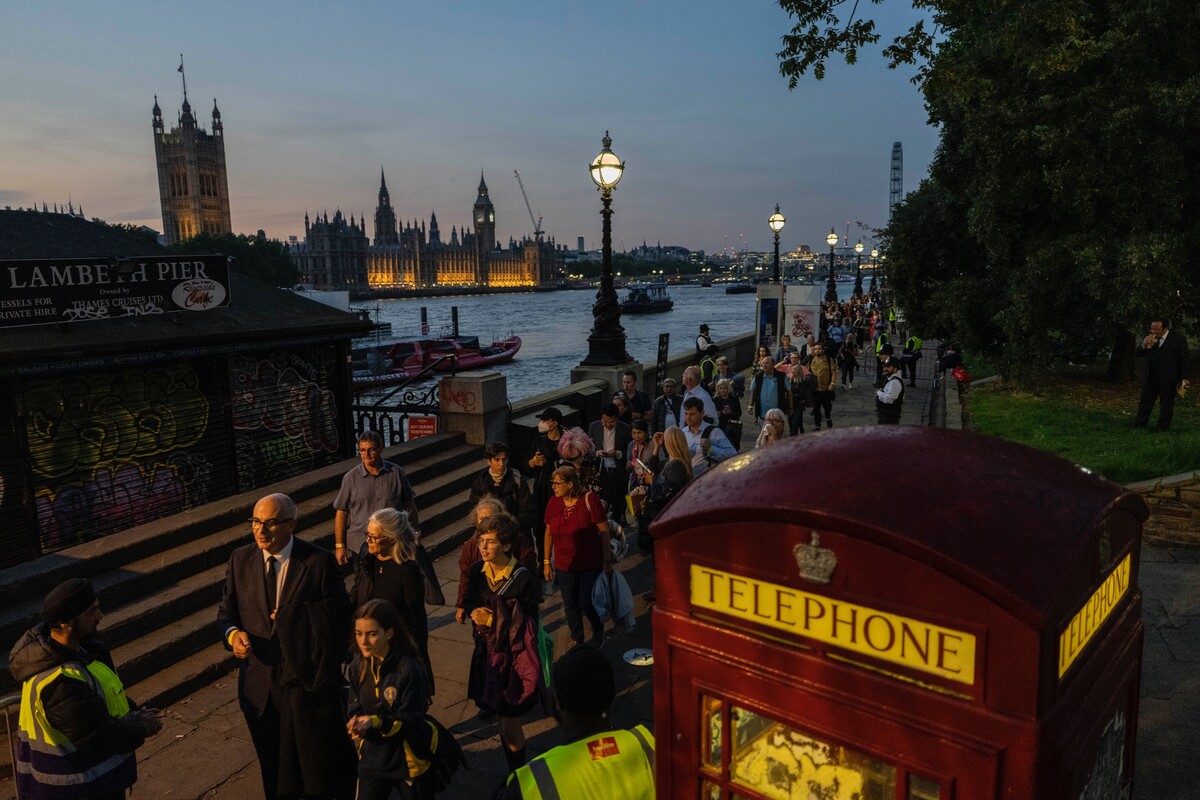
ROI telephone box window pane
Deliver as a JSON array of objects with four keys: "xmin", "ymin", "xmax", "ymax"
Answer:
[
  {"xmin": 729, "ymin": 705, "xmax": 897, "ymax": 800},
  {"xmin": 703, "ymin": 695, "xmax": 724, "ymax": 770},
  {"xmin": 908, "ymin": 775, "xmax": 941, "ymax": 799},
  {"xmin": 702, "ymin": 778, "xmax": 722, "ymax": 799}
]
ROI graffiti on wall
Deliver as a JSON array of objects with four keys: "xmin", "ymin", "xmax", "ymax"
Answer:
[
  {"xmin": 22, "ymin": 365, "xmax": 218, "ymax": 550},
  {"xmin": 229, "ymin": 349, "xmax": 340, "ymax": 491}
]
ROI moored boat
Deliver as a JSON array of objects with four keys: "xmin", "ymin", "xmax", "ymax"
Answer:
[
  {"xmin": 415, "ymin": 335, "xmax": 522, "ymax": 371},
  {"xmin": 620, "ymin": 283, "xmax": 674, "ymax": 313}
]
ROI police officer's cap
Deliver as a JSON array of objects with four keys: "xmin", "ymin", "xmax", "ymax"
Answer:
[{"xmin": 41, "ymin": 578, "xmax": 97, "ymax": 626}]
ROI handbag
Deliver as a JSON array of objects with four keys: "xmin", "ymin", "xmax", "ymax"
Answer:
[
  {"xmin": 725, "ymin": 420, "xmax": 745, "ymax": 451},
  {"xmin": 414, "ymin": 543, "xmax": 446, "ymax": 606}
]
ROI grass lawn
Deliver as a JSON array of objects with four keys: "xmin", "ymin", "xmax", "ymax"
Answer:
[{"xmin": 966, "ymin": 367, "xmax": 1200, "ymax": 484}]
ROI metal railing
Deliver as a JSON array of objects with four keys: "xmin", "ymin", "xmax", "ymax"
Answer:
[
  {"xmin": 351, "ymin": 353, "xmax": 455, "ymax": 445},
  {"xmin": 2, "ymin": 693, "xmax": 19, "ymax": 798}
]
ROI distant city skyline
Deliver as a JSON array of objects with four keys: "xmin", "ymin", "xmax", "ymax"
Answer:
[{"xmin": 0, "ymin": 2, "xmax": 940, "ymax": 256}]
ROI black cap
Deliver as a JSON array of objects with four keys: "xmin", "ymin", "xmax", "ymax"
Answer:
[
  {"xmin": 537, "ymin": 407, "xmax": 563, "ymax": 422},
  {"xmin": 553, "ymin": 646, "xmax": 615, "ymax": 717},
  {"xmin": 699, "ymin": 324, "xmax": 709, "ymax": 332},
  {"xmin": 41, "ymin": 578, "xmax": 97, "ymax": 626},
  {"xmin": 883, "ymin": 356, "xmax": 901, "ymax": 368}
]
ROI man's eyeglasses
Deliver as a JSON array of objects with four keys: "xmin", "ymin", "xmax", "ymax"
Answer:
[
  {"xmin": 248, "ymin": 518, "xmax": 293, "ymax": 530},
  {"xmin": 478, "ymin": 538, "xmax": 502, "ymax": 548}
]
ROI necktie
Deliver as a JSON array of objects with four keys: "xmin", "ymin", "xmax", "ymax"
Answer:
[{"xmin": 265, "ymin": 556, "xmax": 278, "ymax": 611}]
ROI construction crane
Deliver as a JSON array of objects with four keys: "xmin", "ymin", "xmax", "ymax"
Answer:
[{"xmin": 513, "ymin": 170, "xmax": 543, "ymax": 241}]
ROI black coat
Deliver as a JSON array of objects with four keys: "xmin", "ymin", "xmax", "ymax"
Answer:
[
  {"xmin": 215, "ymin": 537, "xmax": 355, "ymax": 798},
  {"xmin": 1137, "ymin": 331, "xmax": 1189, "ymax": 388},
  {"xmin": 469, "ymin": 467, "xmax": 534, "ymax": 532},
  {"xmin": 347, "ymin": 649, "xmax": 430, "ymax": 781}
]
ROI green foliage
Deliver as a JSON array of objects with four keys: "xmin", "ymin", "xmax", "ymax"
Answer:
[
  {"xmin": 968, "ymin": 379, "xmax": 1200, "ymax": 483},
  {"xmin": 90, "ymin": 219, "xmax": 161, "ymax": 247},
  {"xmin": 779, "ymin": 0, "xmax": 1200, "ymax": 379},
  {"xmin": 169, "ymin": 232, "xmax": 298, "ymax": 287}
]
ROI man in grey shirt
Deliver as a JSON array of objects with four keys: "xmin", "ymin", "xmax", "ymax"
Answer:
[{"xmin": 332, "ymin": 431, "xmax": 420, "ymax": 565}]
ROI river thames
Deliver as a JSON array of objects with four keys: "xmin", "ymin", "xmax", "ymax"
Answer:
[{"xmin": 359, "ymin": 283, "xmax": 862, "ymax": 400}]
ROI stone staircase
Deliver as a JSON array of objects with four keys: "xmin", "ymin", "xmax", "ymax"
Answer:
[{"xmin": 0, "ymin": 431, "xmax": 483, "ymax": 710}]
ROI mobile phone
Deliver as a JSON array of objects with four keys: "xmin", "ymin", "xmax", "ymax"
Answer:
[{"xmin": 635, "ymin": 458, "xmax": 649, "ymax": 471}]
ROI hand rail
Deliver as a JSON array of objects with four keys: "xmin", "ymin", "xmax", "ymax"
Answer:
[
  {"xmin": 365, "ymin": 352, "xmax": 457, "ymax": 407},
  {"xmin": 2, "ymin": 693, "xmax": 20, "ymax": 798}
]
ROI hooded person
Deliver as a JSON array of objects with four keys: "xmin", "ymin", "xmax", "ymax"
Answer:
[
  {"xmin": 501, "ymin": 647, "xmax": 655, "ymax": 799},
  {"xmin": 10, "ymin": 578, "xmax": 162, "ymax": 800}
]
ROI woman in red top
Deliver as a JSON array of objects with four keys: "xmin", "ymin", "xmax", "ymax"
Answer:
[{"xmin": 542, "ymin": 465, "xmax": 612, "ymax": 649}]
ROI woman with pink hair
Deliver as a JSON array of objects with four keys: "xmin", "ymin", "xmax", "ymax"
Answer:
[{"xmin": 555, "ymin": 427, "xmax": 602, "ymax": 497}]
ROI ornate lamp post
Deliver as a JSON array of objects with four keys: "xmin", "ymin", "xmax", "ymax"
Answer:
[
  {"xmin": 825, "ymin": 228, "xmax": 839, "ymax": 302},
  {"xmin": 581, "ymin": 131, "xmax": 631, "ymax": 366},
  {"xmin": 768, "ymin": 205, "xmax": 786, "ymax": 283},
  {"xmin": 853, "ymin": 241, "xmax": 864, "ymax": 297},
  {"xmin": 869, "ymin": 248, "xmax": 879, "ymax": 294}
]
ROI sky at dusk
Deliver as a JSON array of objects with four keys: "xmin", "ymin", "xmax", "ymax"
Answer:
[{"xmin": 1, "ymin": 1, "xmax": 940, "ymax": 256}]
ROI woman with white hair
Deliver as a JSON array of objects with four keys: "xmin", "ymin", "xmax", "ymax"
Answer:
[
  {"xmin": 755, "ymin": 407, "xmax": 789, "ymax": 449},
  {"xmin": 352, "ymin": 508, "xmax": 432, "ymax": 693}
]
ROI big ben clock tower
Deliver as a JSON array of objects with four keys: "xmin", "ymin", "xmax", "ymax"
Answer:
[{"xmin": 473, "ymin": 172, "xmax": 496, "ymax": 253}]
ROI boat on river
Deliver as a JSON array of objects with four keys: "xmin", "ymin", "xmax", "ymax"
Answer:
[
  {"xmin": 723, "ymin": 281, "xmax": 757, "ymax": 295},
  {"xmin": 352, "ymin": 335, "xmax": 522, "ymax": 388},
  {"xmin": 620, "ymin": 283, "xmax": 674, "ymax": 313}
]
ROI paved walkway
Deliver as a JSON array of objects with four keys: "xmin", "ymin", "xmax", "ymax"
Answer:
[{"xmin": 2, "ymin": 354, "xmax": 1195, "ymax": 798}]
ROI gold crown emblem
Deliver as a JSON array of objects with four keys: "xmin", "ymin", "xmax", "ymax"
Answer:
[{"xmin": 794, "ymin": 532, "xmax": 837, "ymax": 585}]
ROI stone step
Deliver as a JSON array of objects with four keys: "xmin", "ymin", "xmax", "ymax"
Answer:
[
  {"xmin": 0, "ymin": 431, "xmax": 468, "ymax": 609},
  {"xmin": 0, "ymin": 433, "xmax": 482, "ymax": 697}
]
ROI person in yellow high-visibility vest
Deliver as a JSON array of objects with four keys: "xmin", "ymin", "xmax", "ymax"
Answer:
[
  {"xmin": 9, "ymin": 578, "xmax": 162, "ymax": 800},
  {"xmin": 501, "ymin": 647, "xmax": 655, "ymax": 799}
]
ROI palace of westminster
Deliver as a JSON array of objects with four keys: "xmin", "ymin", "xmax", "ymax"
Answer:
[{"xmin": 152, "ymin": 80, "xmax": 564, "ymax": 291}]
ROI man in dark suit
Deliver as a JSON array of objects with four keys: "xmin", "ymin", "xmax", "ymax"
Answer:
[
  {"xmin": 216, "ymin": 492, "xmax": 355, "ymax": 799},
  {"xmin": 588, "ymin": 403, "xmax": 633, "ymax": 523},
  {"xmin": 1134, "ymin": 317, "xmax": 1190, "ymax": 432}
]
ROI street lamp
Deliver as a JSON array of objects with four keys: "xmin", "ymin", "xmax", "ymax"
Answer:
[
  {"xmin": 768, "ymin": 205, "xmax": 786, "ymax": 283},
  {"xmin": 869, "ymin": 248, "xmax": 878, "ymax": 295},
  {"xmin": 825, "ymin": 228, "xmax": 839, "ymax": 302},
  {"xmin": 854, "ymin": 241, "xmax": 864, "ymax": 297},
  {"xmin": 581, "ymin": 131, "xmax": 630, "ymax": 366}
]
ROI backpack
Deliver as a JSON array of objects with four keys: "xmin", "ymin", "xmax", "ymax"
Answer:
[{"xmin": 416, "ymin": 714, "xmax": 466, "ymax": 793}]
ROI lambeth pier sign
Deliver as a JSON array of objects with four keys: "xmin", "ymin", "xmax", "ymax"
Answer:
[{"xmin": 0, "ymin": 254, "xmax": 230, "ymax": 328}]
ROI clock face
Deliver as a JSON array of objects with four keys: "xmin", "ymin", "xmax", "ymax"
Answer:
[
  {"xmin": 488, "ymin": 212, "xmax": 494, "ymax": 223},
  {"xmin": 476, "ymin": 213, "xmax": 484, "ymax": 223}
]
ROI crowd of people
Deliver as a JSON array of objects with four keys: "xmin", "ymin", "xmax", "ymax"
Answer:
[{"xmin": 11, "ymin": 313, "xmax": 933, "ymax": 800}]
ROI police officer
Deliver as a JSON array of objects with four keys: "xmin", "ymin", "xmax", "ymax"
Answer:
[
  {"xmin": 501, "ymin": 647, "xmax": 655, "ymax": 799},
  {"xmin": 875, "ymin": 356, "xmax": 906, "ymax": 424},
  {"xmin": 9, "ymin": 578, "xmax": 162, "ymax": 800}
]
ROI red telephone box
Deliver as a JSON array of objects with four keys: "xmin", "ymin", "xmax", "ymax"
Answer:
[{"xmin": 651, "ymin": 427, "xmax": 1148, "ymax": 799}]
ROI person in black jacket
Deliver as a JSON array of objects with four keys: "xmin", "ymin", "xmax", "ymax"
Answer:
[
  {"xmin": 1134, "ymin": 317, "xmax": 1191, "ymax": 432},
  {"xmin": 469, "ymin": 442, "xmax": 534, "ymax": 534},
  {"xmin": 352, "ymin": 508, "xmax": 432, "ymax": 694},
  {"xmin": 10, "ymin": 579, "xmax": 162, "ymax": 800},
  {"xmin": 347, "ymin": 599, "xmax": 433, "ymax": 800},
  {"xmin": 216, "ymin": 492, "xmax": 356, "ymax": 800}
]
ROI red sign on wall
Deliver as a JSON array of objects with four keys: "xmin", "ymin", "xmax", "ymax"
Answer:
[{"xmin": 407, "ymin": 416, "xmax": 438, "ymax": 440}]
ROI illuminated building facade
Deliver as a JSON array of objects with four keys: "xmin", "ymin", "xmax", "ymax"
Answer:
[
  {"xmin": 295, "ymin": 171, "xmax": 562, "ymax": 291},
  {"xmin": 152, "ymin": 87, "xmax": 232, "ymax": 246}
]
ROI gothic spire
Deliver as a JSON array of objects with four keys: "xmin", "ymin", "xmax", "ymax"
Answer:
[{"xmin": 478, "ymin": 170, "xmax": 488, "ymax": 196}]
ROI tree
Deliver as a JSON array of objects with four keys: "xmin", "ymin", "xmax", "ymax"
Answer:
[
  {"xmin": 778, "ymin": 0, "xmax": 1200, "ymax": 379},
  {"xmin": 168, "ymin": 231, "xmax": 298, "ymax": 287}
]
